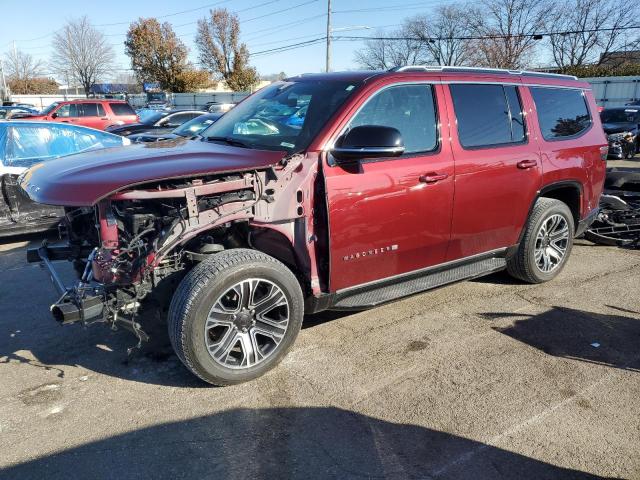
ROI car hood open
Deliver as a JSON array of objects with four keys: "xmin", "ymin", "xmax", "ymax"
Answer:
[{"xmin": 20, "ymin": 138, "xmax": 285, "ymax": 206}]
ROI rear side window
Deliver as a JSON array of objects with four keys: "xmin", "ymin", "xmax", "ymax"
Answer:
[
  {"xmin": 450, "ymin": 84, "xmax": 526, "ymax": 148},
  {"xmin": 79, "ymin": 103, "xmax": 104, "ymax": 117},
  {"xmin": 530, "ymin": 87, "xmax": 591, "ymax": 140},
  {"xmin": 349, "ymin": 84, "xmax": 438, "ymax": 154},
  {"xmin": 109, "ymin": 102, "xmax": 135, "ymax": 116}
]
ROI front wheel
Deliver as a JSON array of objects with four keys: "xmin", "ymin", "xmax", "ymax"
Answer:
[
  {"xmin": 168, "ymin": 249, "xmax": 304, "ymax": 386},
  {"xmin": 507, "ymin": 198, "xmax": 574, "ymax": 283}
]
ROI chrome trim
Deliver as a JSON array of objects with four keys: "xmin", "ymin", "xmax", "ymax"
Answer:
[
  {"xmin": 336, "ymin": 247, "xmax": 508, "ymax": 295},
  {"xmin": 331, "ymin": 146, "xmax": 405, "ymax": 157}
]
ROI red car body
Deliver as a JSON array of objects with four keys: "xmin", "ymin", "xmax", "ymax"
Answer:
[
  {"xmin": 22, "ymin": 67, "xmax": 607, "ymax": 384},
  {"xmin": 24, "ymin": 99, "xmax": 138, "ymax": 130}
]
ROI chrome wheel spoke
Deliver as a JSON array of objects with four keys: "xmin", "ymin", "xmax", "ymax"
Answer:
[
  {"xmin": 208, "ymin": 328, "xmax": 239, "ymax": 362},
  {"xmin": 254, "ymin": 288, "xmax": 286, "ymax": 316},
  {"xmin": 253, "ymin": 318, "xmax": 287, "ymax": 341}
]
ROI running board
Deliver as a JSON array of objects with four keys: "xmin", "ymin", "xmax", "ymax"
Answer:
[{"xmin": 332, "ymin": 257, "xmax": 507, "ymax": 310}]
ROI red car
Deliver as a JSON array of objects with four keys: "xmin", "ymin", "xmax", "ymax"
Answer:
[
  {"xmin": 23, "ymin": 66, "xmax": 606, "ymax": 386},
  {"xmin": 24, "ymin": 99, "xmax": 138, "ymax": 130}
]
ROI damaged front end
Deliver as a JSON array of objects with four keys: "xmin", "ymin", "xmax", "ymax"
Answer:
[{"xmin": 28, "ymin": 155, "xmax": 316, "ymax": 350}]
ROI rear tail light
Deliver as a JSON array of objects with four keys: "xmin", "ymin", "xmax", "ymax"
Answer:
[{"xmin": 600, "ymin": 145, "xmax": 608, "ymax": 160}]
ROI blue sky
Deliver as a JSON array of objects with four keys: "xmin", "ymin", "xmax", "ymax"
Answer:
[{"xmin": 0, "ymin": 0, "xmax": 455, "ymax": 82}]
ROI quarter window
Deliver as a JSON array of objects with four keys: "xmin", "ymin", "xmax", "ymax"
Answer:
[
  {"xmin": 450, "ymin": 84, "xmax": 526, "ymax": 148},
  {"xmin": 348, "ymin": 84, "xmax": 438, "ymax": 154},
  {"xmin": 530, "ymin": 87, "xmax": 591, "ymax": 140}
]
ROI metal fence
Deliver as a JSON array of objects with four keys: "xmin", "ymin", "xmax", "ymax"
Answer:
[
  {"xmin": 582, "ymin": 76, "xmax": 640, "ymax": 108},
  {"xmin": 9, "ymin": 91, "xmax": 251, "ymax": 111}
]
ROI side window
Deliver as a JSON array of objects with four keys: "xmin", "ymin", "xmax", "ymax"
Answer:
[
  {"xmin": 530, "ymin": 87, "xmax": 591, "ymax": 140},
  {"xmin": 450, "ymin": 84, "xmax": 526, "ymax": 148},
  {"xmin": 109, "ymin": 103, "xmax": 135, "ymax": 116},
  {"xmin": 97, "ymin": 103, "xmax": 106, "ymax": 116},
  {"xmin": 349, "ymin": 84, "xmax": 438, "ymax": 154},
  {"xmin": 80, "ymin": 103, "xmax": 100, "ymax": 117},
  {"xmin": 56, "ymin": 104, "xmax": 72, "ymax": 117}
]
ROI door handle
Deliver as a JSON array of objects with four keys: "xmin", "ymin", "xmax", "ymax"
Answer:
[
  {"xmin": 419, "ymin": 172, "xmax": 449, "ymax": 184},
  {"xmin": 100, "ymin": 117, "xmax": 109, "ymax": 120},
  {"xmin": 517, "ymin": 159, "xmax": 538, "ymax": 169}
]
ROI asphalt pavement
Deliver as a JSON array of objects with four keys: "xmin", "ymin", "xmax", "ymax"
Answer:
[{"xmin": 0, "ymin": 234, "xmax": 638, "ymax": 479}]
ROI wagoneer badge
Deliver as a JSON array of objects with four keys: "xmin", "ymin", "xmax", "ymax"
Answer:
[{"xmin": 343, "ymin": 244, "xmax": 398, "ymax": 261}]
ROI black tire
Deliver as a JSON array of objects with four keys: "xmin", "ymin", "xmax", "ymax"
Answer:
[
  {"xmin": 168, "ymin": 249, "xmax": 304, "ymax": 386},
  {"xmin": 507, "ymin": 198, "xmax": 575, "ymax": 284}
]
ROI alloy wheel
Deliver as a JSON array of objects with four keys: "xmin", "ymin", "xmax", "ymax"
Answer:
[
  {"xmin": 534, "ymin": 214, "xmax": 570, "ymax": 273},
  {"xmin": 204, "ymin": 279, "xmax": 290, "ymax": 369}
]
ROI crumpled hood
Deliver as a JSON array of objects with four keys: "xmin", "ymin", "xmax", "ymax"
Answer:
[
  {"xmin": 20, "ymin": 138, "xmax": 285, "ymax": 207},
  {"xmin": 602, "ymin": 122, "xmax": 638, "ymax": 135}
]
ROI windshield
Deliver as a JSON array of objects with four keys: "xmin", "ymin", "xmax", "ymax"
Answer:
[
  {"xmin": 601, "ymin": 109, "xmax": 639, "ymax": 124},
  {"xmin": 41, "ymin": 102, "xmax": 59, "ymax": 115},
  {"xmin": 200, "ymin": 80, "xmax": 360, "ymax": 153},
  {"xmin": 174, "ymin": 114, "xmax": 219, "ymax": 137},
  {"xmin": 138, "ymin": 109, "xmax": 166, "ymax": 124}
]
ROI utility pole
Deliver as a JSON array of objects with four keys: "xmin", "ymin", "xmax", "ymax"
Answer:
[
  {"xmin": 325, "ymin": 0, "xmax": 332, "ymax": 72},
  {"xmin": 0, "ymin": 59, "xmax": 8, "ymax": 101}
]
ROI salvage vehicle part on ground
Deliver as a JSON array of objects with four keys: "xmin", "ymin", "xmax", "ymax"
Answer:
[
  {"xmin": 22, "ymin": 67, "xmax": 606, "ymax": 386},
  {"xmin": 0, "ymin": 121, "xmax": 129, "ymax": 237},
  {"xmin": 585, "ymin": 170, "xmax": 640, "ymax": 247}
]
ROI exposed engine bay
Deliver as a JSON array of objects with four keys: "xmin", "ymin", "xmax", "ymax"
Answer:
[{"xmin": 44, "ymin": 155, "xmax": 319, "ymax": 351}]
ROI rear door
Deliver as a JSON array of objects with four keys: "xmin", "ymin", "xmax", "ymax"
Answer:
[
  {"xmin": 77, "ymin": 102, "xmax": 108, "ymax": 130},
  {"xmin": 324, "ymin": 81, "xmax": 455, "ymax": 291},
  {"xmin": 444, "ymin": 81, "xmax": 543, "ymax": 260}
]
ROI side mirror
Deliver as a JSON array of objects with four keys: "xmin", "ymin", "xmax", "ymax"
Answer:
[
  {"xmin": 51, "ymin": 112, "xmax": 58, "ymax": 119},
  {"xmin": 331, "ymin": 125, "xmax": 404, "ymax": 162}
]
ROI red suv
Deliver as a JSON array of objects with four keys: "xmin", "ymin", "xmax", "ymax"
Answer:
[
  {"xmin": 23, "ymin": 66, "xmax": 606, "ymax": 386},
  {"xmin": 24, "ymin": 100, "xmax": 138, "ymax": 130}
]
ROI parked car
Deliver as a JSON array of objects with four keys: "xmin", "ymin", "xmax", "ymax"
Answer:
[
  {"xmin": 23, "ymin": 67, "xmax": 606, "ymax": 386},
  {"xmin": 600, "ymin": 107, "xmax": 640, "ymax": 159},
  {"xmin": 127, "ymin": 113, "xmax": 223, "ymax": 143},
  {"xmin": 0, "ymin": 121, "xmax": 129, "ymax": 237},
  {"xmin": 21, "ymin": 100, "xmax": 138, "ymax": 130},
  {"xmin": 0, "ymin": 106, "xmax": 40, "ymax": 119},
  {"xmin": 2, "ymin": 101, "xmax": 37, "ymax": 109},
  {"xmin": 106, "ymin": 109, "xmax": 206, "ymax": 137},
  {"xmin": 205, "ymin": 102, "xmax": 236, "ymax": 113}
]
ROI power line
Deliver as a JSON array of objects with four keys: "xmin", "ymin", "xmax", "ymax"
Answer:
[
  {"xmin": 334, "ymin": 24, "xmax": 640, "ymax": 42},
  {"xmin": 250, "ymin": 36, "xmax": 326, "ymax": 57},
  {"xmin": 95, "ymin": 0, "xmax": 233, "ymax": 26}
]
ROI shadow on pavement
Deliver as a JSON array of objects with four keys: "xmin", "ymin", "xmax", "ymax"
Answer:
[
  {"xmin": 482, "ymin": 306, "xmax": 640, "ymax": 372},
  {"xmin": 0, "ymin": 407, "xmax": 611, "ymax": 480}
]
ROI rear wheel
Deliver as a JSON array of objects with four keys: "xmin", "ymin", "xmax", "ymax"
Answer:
[
  {"xmin": 507, "ymin": 198, "xmax": 574, "ymax": 283},
  {"xmin": 168, "ymin": 249, "xmax": 304, "ymax": 386}
]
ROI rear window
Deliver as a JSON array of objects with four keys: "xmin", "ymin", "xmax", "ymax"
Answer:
[
  {"xmin": 109, "ymin": 102, "xmax": 135, "ymax": 116},
  {"xmin": 450, "ymin": 84, "xmax": 526, "ymax": 148},
  {"xmin": 530, "ymin": 87, "xmax": 591, "ymax": 140}
]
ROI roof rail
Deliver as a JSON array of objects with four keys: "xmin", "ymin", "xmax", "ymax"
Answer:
[{"xmin": 388, "ymin": 65, "xmax": 578, "ymax": 80}]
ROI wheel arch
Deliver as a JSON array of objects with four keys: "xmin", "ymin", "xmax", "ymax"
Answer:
[{"xmin": 538, "ymin": 181, "xmax": 583, "ymax": 230}]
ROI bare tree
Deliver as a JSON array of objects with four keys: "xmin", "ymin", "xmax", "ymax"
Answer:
[
  {"xmin": 4, "ymin": 49, "xmax": 43, "ymax": 81},
  {"xmin": 195, "ymin": 9, "xmax": 259, "ymax": 92},
  {"xmin": 405, "ymin": 6, "xmax": 472, "ymax": 66},
  {"xmin": 354, "ymin": 26, "xmax": 429, "ymax": 70},
  {"xmin": 50, "ymin": 16, "xmax": 115, "ymax": 96},
  {"xmin": 547, "ymin": 0, "xmax": 638, "ymax": 68},
  {"xmin": 466, "ymin": 0, "xmax": 550, "ymax": 69}
]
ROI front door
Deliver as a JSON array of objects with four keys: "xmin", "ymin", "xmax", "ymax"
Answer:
[{"xmin": 324, "ymin": 82, "xmax": 455, "ymax": 292}]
